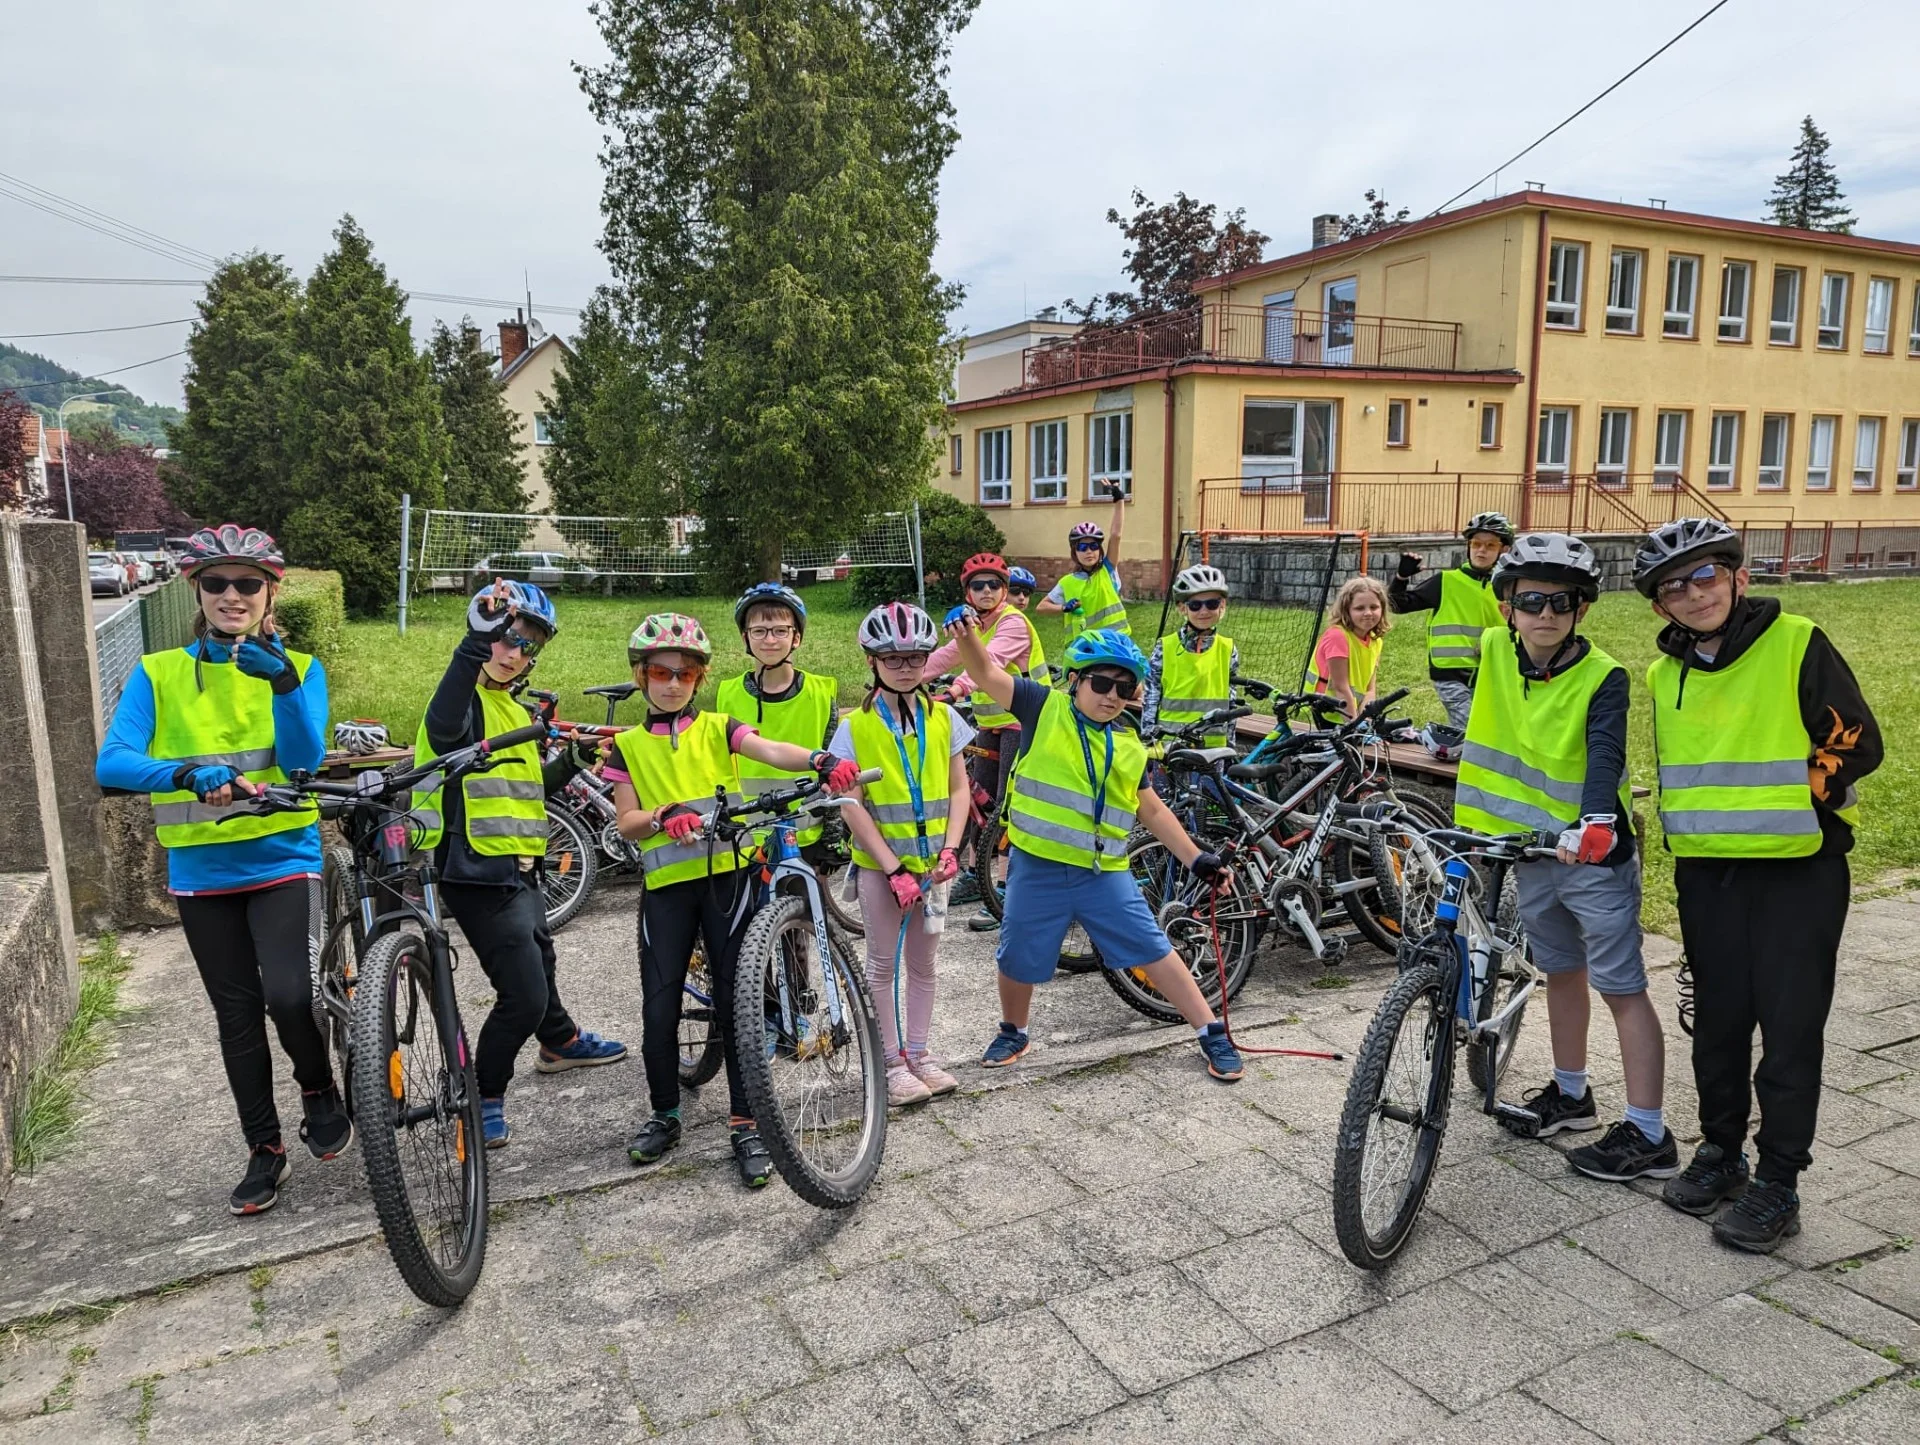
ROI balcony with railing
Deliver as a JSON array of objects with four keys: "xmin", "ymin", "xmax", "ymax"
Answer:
[{"xmin": 1020, "ymin": 303, "xmax": 1464, "ymax": 390}]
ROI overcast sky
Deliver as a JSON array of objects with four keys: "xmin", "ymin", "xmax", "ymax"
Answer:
[{"xmin": 5, "ymin": 0, "xmax": 1918, "ymax": 411}]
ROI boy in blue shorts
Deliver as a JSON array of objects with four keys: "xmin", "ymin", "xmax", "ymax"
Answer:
[{"xmin": 943, "ymin": 615, "xmax": 1241, "ymax": 1080}]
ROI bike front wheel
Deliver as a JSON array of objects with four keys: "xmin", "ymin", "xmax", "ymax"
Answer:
[
  {"xmin": 1331, "ymin": 961, "xmax": 1453, "ymax": 1270},
  {"xmin": 811, "ymin": 813, "xmax": 866, "ymax": 938},
  {"xmin": 1103, "ymin": 829, "xmax": 1258, "ymax": 1024},
  {"xmin": 733, "ymin": 895, "xmax": 886, "ymax": 1209},
  {"xmin": 542, "ymin": 805, "xmax": 598, "ymax": 933},
  {"xmin": 349, "ymin": 931, "xmax": 488, "ymax": 1306}
]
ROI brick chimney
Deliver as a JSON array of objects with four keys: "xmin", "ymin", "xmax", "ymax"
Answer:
[
  {"xmin": 499, "ymin": 310, "xmax": 529, "ymax": 370},
  {"xmin": 1311, "ymin": 213, "xmax": 1342, "ymax": 249}
]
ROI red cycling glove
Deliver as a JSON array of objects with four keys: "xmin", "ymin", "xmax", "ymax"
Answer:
[
  {"xmin": 821, "ymin": 757, "xmax": 862, "ymax": 793},
  {"xmin": 659, "ymin": 806, "xmax": 703, "ymax": 842},
  {"xmin": 930, "ymin": 848, "xmax": 960, "ymax": 884}
]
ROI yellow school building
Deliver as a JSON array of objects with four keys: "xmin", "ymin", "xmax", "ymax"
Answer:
[{"xmin": 937, "ymin": 189, "xmax": 1920, "ymax": 586}]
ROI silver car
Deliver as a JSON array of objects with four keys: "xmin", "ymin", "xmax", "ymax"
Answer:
[{"xmin": 89, "ymin": 552, "xmax": 129, "ymax": 597}]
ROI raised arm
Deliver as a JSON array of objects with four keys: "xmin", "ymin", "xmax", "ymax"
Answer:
[
  {"xmin": 1104, "ymin": 480, "xmax": 1126, "ymax": 554},
  {"xmin": 943, "ymin": 611, "xmax": 1016, "ymax": 710}
]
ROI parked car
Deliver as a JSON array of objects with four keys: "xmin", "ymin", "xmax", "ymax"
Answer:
[
  {"xmin": 122, "ymin": 552, "xmax": 155, "ymax": 587},
  {"xmin": 89, "ymin": 553, "xmax": 129, "ymax": 597},
  {"xmin": 468, "ymin": 551, "xmax": 601, "ymax": 591},
  {"xmin": 138, "ymin": 549, "xmax": 175, "ymax": 581}
]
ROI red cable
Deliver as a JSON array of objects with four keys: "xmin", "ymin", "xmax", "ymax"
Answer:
[{"xmin": 1207, "ymin": 880, "xmax": 1344, "ymax": 1062}]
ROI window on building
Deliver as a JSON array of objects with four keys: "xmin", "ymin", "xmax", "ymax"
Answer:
[
  {"xmin": 1890, "ymin": 550, "xmax": 1918, "ymax": 568},
  {"xmin": 1897, "ymin": 419, "xmax": 1920, "ymax": 491},
  {"xmin": 1806, "ymin": 415, "xmax": 1836, "ymax": 490},
  {"xmin": 1262, "ymin": 290, "xmax": 1296, "ymax": 362},
  {"xmin": 1654, "ymin": 410, "xmax": 1689, "ymax": 489},
  {"xmin": 1663, "ymin": 254, "xmax": 1699, "ymax": 337},
  {"xmin": 1707, "ymin": 411, "xmax": 1740, "ymax": 489},
  {"xmin": 1479, "ymin": 402, "xmax": 1502, "ymax": 449},
  {"xmin": 1718, "ymin": 260, "xmax": 1751, "ymax": 341},
  {"xmin": 1853, "ymin": 416, "xmax": 1883, "ymax": 490},
  {"xmin": 1535, "ymin": 406, "xmax": 1574, "ymax": 482},
  {"xmin": 977, "ymin": 427, "xmax": 1011, "ymax": 505},
  {"xmin": 1088, "ymin": 411, "xmax": 1133, "ymax": 498},
  {"xmin": 1323, "ymin": 278, "xmax": 1358, "ymax": 358},
  {"xmin": 1818, "ymin": 272, "xmax": 1850, "ymax": 349},
  {"xmin": 1545, "ymin": 242, "xmax": 1585, "ymax": 328},
  {"xmin": 1240, "ymin": 399, "xmax": 1336, "ymax": 523},
  {"xmin": 533, "ymin": 413, "xmax": 555, "ymax": 444},
  {"xmin": 1770, "ymin": 267, "xmax": 1802, "ymax": 345},
  {"xmin": 1596, "ymin": 408, "xmax": 1632, "ymax": 487},
  {"xmin": 1029, "ymin": 420, "xmax": 1067, "ymax": 501},
  {"xmin": 1607, "ymin": 249, "xmax": 1644, "ymax": 333},
  {"xmin": 1911, "ymin": 284, "xmax": 1920, "ymax": 356},
  {"xmin": 1386, "ymin": 399, "xmax": 1409, "ymax": 447},
  {"xmin": 1758, "ymin": 414, "xmax": 1791, "ymax": 490},
  {"xmin": 949, "ymin": 434, "xmax": 963, "ymax": 474},
  {"xmin": 1864, "ymin": 277, "xmax": 1895, "ymax": 354}
]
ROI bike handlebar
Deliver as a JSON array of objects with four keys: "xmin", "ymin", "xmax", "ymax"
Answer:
[{"xmin": 215, "ymin": 722, "xmax": 553, "ymax": 821}]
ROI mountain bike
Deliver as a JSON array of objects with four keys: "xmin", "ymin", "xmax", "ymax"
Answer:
[
  {"xmin": 225, "ymin": 720, "xmax": 548, "ymax": 1305},
  {"xmin": 1330, "ymin": 819, "xmax": 1556, "ymax": 1270}
]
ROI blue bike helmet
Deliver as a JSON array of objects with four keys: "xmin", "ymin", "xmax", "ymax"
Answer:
[
  {"xmin": 1062, "ymin": 627, "xmax": 1148, "ymax": 681},
  {"xmin": 1007, "ymin": 565, "xmax": 1037, "ymax": 592},
  {"xmin": 498, "ymin": 579, "xmax": 557, "ymax": 637},
  {"xmin": 732, "ymin": 581, "xmax": 808, "ymax": 635}
]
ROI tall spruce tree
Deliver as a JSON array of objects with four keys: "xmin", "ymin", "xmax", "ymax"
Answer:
[
  {"xmin": 581, "ymin": 0, "xmax": 976, "ymax": 585},
  {"xmin": 1766, "ymin": 116, "xmax": 1855, "ymax": 233},
  {"xmin": 167, "ymin": 252, "xmax": 301, "ymax": 530},
  {"xmin": 430, "ymin": 318, "xmax": 529, "ymax": 513},
  {"xmin": 281, "ymin": 216, "xmax": 448, "ymax": 616}
]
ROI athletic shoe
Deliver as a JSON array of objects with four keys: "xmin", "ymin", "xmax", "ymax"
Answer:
[
  {"xmin": 1661, "ymin": 1142, "xmax": 1750, "ymax": 1217},
  {"xmin": 981, "ymin": 1022, "xmax": 1031, "ymax": 1068},
  {"xmin": 628, "ymin": 1112, "xmax": 681, "ymax": 1165},
  {"xmin": 1497, "ymin": 1080, "xmax": 1600, "ymax": 1139},
  {"xmin": 230, "ymin": 1146, "xmax": 290, "ymax": 1216},
  {"xmin": 1712, "ymin": 1177, "xmax": 1800, "ymax": 1253},
  {"xmin": 948, "ymin": 873, "xmax": 983, "ymax": 905},
  {"xmin": 887, "ymin": 1065, "xmax": 934, "ymax": 1107},
  {"xmin": 1567, "ymin": 1120, "xmax": 1680, "ymax": 1182},
  {"xmin": 298, "ymin": 1084, "xmax": 353, "ymax": 1161},
  {"xmin": 966, "ymin": 913, "xmax": 1001, "ymax": 933},
  {"xmin": 731, "ymin": 1126, "xmax": 773, "ymax": 1189},
  {"xmin": 535, "ymin": 1030, "xmax": 628, "ymax": 1073},
  {"xmin": 481, "ymin": 1096, "xmax": 510, "ymax": 1150},
  {"xmin": 1197, "ymin": 1022, "xmax": 1244, "ymax": 1083},
  {"xmin": 907, "ymin": 1053, "xmax": 960, "ymax": 1097}
]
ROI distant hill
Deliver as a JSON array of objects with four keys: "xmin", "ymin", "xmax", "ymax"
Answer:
[{"xmin": 0, "ymin": 343, "xmax": 183, "ymax": 447}]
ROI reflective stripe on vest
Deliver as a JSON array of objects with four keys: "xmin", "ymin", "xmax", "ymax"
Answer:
[
  {"xmin": 611, "ymin": 711, "xmax": 745, "ymax": 885},
  {"xmin": 1006, "ymin": 691, "xmax": 1144, "ymax": 871},
  {"xmin": 847, "ymin": 699, "xmax": 954, "ymax": 873},
  {"xmin": 1056, "ymin": 565, "xmax": 1130, "ymax": 640},
  {"xmin": 716, "ymin": 671, "xmax": 837, "ymax": 848},
  {"xmin": 1453, "ymin": 630, "xmax": 1630, "ymax": 840},
  {"xmin": 1025, "ymin": 614, "xmax": 1052, "ymax": 686},
  {"xmin": 1155, "ymin": 631, "xmax": 1234, "ymax": 745},
  {"xmin": 972, "ymin": 611, "xmax": 1035, "ymax": 729},
  {"xmin": 1649, "ymin": 612, "xmax": 1825, "ymax": 858},
  {"xmin": 1428, "ymin": 568, "xmax": 1502, "ymax": 672},
  {"xmin": 410, "ymin": 686, "xmax": 548, "ymax": 858},
  {"xmin": 142, "ymin": 647, "xmax": 319, "ymax": 848}
]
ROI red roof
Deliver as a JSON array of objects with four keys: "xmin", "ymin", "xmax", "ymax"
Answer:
[{"xmin": 44, "ymin": 428, "xmax": 66, "ymax": 464}]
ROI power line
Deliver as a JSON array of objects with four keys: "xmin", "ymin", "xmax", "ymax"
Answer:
[
  {"xmin": 1, "ymin": 318, "xmax": 195, "ymax": 340},
  {"xmin": 2, "ymin": 350, "xmax": 187, "ymax": 395},
  {"xmin": 0, "ymin": 273, "xmax": 581, "ymax": 316},
  {"xmin": 0, "ymin": 169, "xmax": 222, "ymax": 268}
]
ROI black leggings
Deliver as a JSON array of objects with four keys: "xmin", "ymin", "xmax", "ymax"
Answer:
[
  {"xmin": 442, "ymin": 872, "xmax": 578, "ymax": 1099},
  {"xmin": 639, "ymin": 872, "xmax": 751, "ymax": 1119},
  {"xmin": 177, "ymin": 879, "xmax": 331, "ymax": 1150}
]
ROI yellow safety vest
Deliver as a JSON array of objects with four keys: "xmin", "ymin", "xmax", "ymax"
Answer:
[
  {"xmin": 1650, "ymin": 611, "xmax": 1841, "ymax": 858},
  {"xmin": 143, "ymin": 646, "xmax": 319, "ymax": 848},
  {"xmin": 1429, "ymin": 567, "xmax": 1503, "ymax": 674},
  {"xmin": 410, "ymin": 685, "xmax": 548, "ymax": 857},
  {"xmin": 847, "ymin": 698, "xmax": 955, "ymax": 873},
  {"xmin": 1056, "ymin": 563, "xmax": 1130, "ymax": 639},
  {"xmin": 1454, "ymin": 630, "xmax": 1630, "ymax": 838},
  {"xmin": 1309, "ymin": 626, "xmax": 1384, "ymax": 699},
  {"xmin": 611, "ymin": 711, "xmax": 745, "ymax": 885},
  {"xmin": 1024, "ymin": 613, "xmax": 1053, "ymax": 687},
  {"xmin": 971, "ymin": 610, "xmax": 1035, "ymax": 730},
  {"xmin": 1156, "ymin": 631, "xmax": 1234, "ymax": 746},
  {"xmin": 1007, "ymin": 691, "xmax": 1144, "ymax": 872},
  {"xmin": 716, "ymin": 671, "xmax": 837, "ymax": 847}
]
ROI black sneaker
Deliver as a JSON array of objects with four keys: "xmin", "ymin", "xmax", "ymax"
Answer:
[
  {"xmin": 1712, "ymin": 1177, "xmax": 1800, "ymax": 1253},
  {"xmin": 1567, "ymin": 1120, "xmax": 1680, "ymax": 1182},
  {"xmin": 299, "ymin": 1085, "xmax": 353, "ymax": 1161},
  {"xmin": 230, "ymin": 1145, "xmax": 290, "ymax": 1216},
  {"xmin": 628, "ymin": 1112, "xmax": 681, "ymax": 1165},
  {"xmin": 731, "ymin": 1126, "xmax": 773, "ymax": 1190},
  {"xmin": 1661, "ymin": 1142, "xmax": 1749, "ymax": 1216},
  {"xmin": 1497, "ymin": 1080, "xmax": 1600, "ymax": 1139}
]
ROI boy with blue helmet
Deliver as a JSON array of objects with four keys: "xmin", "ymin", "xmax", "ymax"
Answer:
[{"xmin": 943, "ymin": 619, "xmax": 1244, "ymax": 1082}]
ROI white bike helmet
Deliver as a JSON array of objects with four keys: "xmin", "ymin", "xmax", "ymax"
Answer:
[
  {"xmin": 333, "ymin": 719, "xmax": 390, "ymax": 756},
  {"xmin": 1420, "ymin": 723, "xmax": 1465, "ymax": 762},
  {"xmin": 1172, "ymin": 563, "xmax": 1230, "ymax": 601},
  {"xmin": 858, "ymin": 601, "xmax": 939, "ymax": 656},
  {"xmin": 1491, "ymin": 532, "xmax": 1603, "ymax": 602}
]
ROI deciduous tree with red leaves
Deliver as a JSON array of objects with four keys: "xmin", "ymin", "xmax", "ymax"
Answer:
[
  {"xmin": 64, "ymin": 423, "xmax": 192, "ymax": 538},
  {"xmin": 0, "ymin": 390, "xmax": 31, "ymax": 509}
]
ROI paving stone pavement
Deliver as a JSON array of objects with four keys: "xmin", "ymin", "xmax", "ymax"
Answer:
[{"xmin": 4, "ymin": 879, "xmax": 1920, "ymax": 1442}]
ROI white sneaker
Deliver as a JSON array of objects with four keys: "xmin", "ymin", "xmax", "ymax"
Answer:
[
  {"xmin": 906, "ymin": 1053, "xmax": 959, "ymax": 1097},
  {"xmin": 887, "ymin": 1065, "xmax": 934, "ymax": 1107}
]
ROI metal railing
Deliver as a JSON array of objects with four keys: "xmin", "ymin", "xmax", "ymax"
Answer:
[
  {"xmin": 94, "ymin": 576, "xmax": 197, "ymax": 722},
  {"xmin": 1021, "ymin": 303, "xmax": 1463, "ymax": 389}
]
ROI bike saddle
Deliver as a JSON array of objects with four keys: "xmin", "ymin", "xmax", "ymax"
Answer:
[
  {"xmin": 1226, "ymin": 758, "xmax": 1291, "ymax": 782},
  {"xmin": 583, "ymin": 682, "xmax": 640, "ymax": 700},
  {"xmin": 1164, "ymin": 746, "xmax": 1238, "ymax": 770}
]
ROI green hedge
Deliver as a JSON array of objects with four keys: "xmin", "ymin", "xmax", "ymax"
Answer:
[
  {"xmin": 275, "ymin": 569, "xmax": 345, "ymax": 662},
  {"xmin": 850, "ymin": 489, "xmax": 1007, "ymax": 612}
]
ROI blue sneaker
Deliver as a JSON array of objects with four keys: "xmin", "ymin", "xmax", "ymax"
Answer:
[
  {"xmin": 481, "ymin": 1096, "xmax": 510, "ymax": 1149},
  {"xmin": 535, "ymin": 1029, "xmax": 628, "ymax": 1073},
  {"xmin": 981, "ymin": 1022, "xmax": 1030, "ymax": 1068},
  {"xmin": 1198, "ymin": 1022, "xmax": 1243, "ymax": 1083}
]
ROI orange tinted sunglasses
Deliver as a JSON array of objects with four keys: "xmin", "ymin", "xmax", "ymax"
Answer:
[{"xmin": 644, "ymin": 663, "xmax": 702, "ymax": 686}]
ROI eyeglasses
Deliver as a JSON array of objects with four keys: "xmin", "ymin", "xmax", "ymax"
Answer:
[
  {"xmin": 197, "ymin": 573, "xmax": 268, "ymax": 597},
  {"xmin": 1079, "ymin": 672, "xmax": 1139, "ymax": 700},
  {"xmin": 1509, "ymin": 590, "xmax": 1579, "ymax": 616},
  {"xmin": 745, "ymin": 625, "xmax": 795, "ymax": 641},
  {"xmin": 1183, "ymin": 596, "xmax": 1224, "ymax": 613},
  {"xmin": 966, "ymin": 577, "xmax": 1005, "ymax": 593},
  {"xmin": 644, "ymin": 663, "xmax": 701, "ymax": 686},
  {"xmin": 501, "ymin": 627, "xmax": 547, "ymax": 656},
  {"xmin": 876, "ymin": 653, "xmax": 929, "ymax": 670},
  {"xmin": 1072, "ymin": 540, "xmax": 1103, "ymax": 553},
  {"xmin": 1654, "ymin": 562, "xmax": 1731, "ymax": 600}
]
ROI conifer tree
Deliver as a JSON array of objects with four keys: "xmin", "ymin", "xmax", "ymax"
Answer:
[{"xmin": 1766, "ymin": 116, "xmax": 1855, "ymax": 233}]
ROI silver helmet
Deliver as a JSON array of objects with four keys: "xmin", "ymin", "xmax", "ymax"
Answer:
[
  {"xmin": 1633, "ymin": 518, "xmax": 1743, "ymax": 598},
  {"xmin": 1492, "ymin": 532, "xmax": 1603, "ymax": 602},
  {"xmin": 857, "ymin": 601, "xmax": 939, "ymax": 656},
  {"xmin": 1171, "ymin": 563, "xmax": 1229, "ymax": 601}
]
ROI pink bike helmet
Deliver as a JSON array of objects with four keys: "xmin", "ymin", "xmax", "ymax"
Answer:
[{"xmin": 858, "ymin": 602, "xmax": 939, "ymax": 656}]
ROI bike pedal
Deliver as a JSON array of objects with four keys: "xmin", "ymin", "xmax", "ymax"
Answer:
[{"xmin": 1491, "ymin": 1102, "xmax": 1541, "ymax": 1137}]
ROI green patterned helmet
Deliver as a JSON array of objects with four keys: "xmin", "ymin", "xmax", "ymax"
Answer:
[{"xmin": 627, "ymin": 612, "xmax": 712, "ymax": 665}]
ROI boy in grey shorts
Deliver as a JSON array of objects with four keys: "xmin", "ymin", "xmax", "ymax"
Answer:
[{"xmin": 1452, "ymin": 533, "xmax": 1677, "ymax": 1185}]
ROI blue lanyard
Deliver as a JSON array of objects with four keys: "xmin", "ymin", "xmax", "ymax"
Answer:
[
  {"xmin": 1071, "ymin": 710, "xmax": 1116, "ymax": 859},
  {"xmin": 880, "ymin": 694, "xmax": 932, "ymax": 857}
]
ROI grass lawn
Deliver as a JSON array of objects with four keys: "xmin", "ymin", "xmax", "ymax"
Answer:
[{"xmin": 333, "ymin": 578, "xmax": 1917, "ymax": 934}]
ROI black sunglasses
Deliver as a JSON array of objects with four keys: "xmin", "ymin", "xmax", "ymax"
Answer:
[
  {"xmin": 966, "ymin": 576, "xmax": 1005, "ymax": 592},
  {"xmin": 1183, "ymin": 596, "xmax": 1224, "ymax": 612},
  {"xmin": 1510, "ymin": 590, "xmax": 1579, "ymax": 616},
  {"xmin": 1079, "ymin": 672, "xmax": 1139, "ymax": 700},
  {"xmin": 197, "ymin": 574, "xmax": 268, "ymax": 597}
]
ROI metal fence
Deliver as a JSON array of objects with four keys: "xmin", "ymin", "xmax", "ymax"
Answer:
[
  {"xmin": 95, "ymin": 576, "xmax": 197, "ymax": 723},
  {"xmin": 1740, "ymin": 520, "xmax": 1920, "ymax": 575}
]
